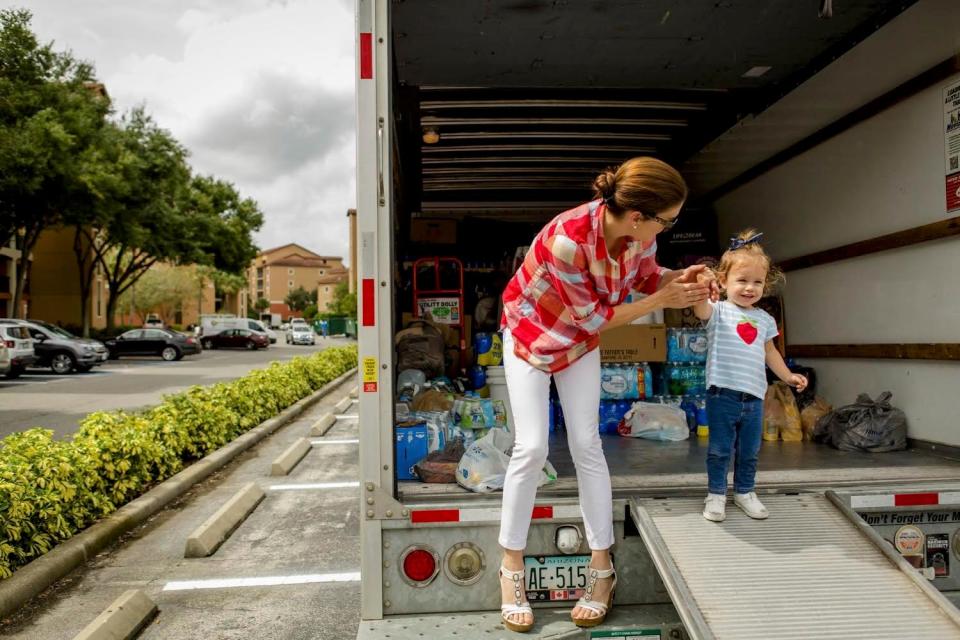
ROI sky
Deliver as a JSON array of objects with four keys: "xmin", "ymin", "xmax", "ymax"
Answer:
[{"xmin": 21, "ymin": 0, "xmax": 357, "ymax": 262}]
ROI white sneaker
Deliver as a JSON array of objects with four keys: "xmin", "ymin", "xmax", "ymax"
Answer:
[
  {"xmin": 734, "ymin": 492, "xmax": 769, "ymax": 519},
  {"xmin": 702, "ymin": 494, "xmax": 726, "ymax": 522}
]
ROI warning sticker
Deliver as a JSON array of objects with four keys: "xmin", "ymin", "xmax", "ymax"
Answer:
[
  {"xmin": 895, "ymin": 525, "xmax": 925, "ymax": 556},
  {"xmin": 944, "ymin": 79, "xmax": 960, "ymax": 212},
  {"xmin": 926, "ymin": 533, "xmax": 950, "ymax": 578},
  {"xmin": 362, "ymin": 357, "xmax": 378, "ymax": 393}
]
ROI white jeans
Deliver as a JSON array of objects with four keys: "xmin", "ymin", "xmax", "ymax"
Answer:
[{"xmin": 498, "ymin": 330, "xmax": 613, "ymax": 551}]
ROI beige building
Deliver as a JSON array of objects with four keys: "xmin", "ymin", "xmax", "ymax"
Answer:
[
  {"xmin": 0, "ymin": 235, "xmax": 29, "ymax": 319},
  {"xmin": 248, "ymin": 244, "xmax": 348, "ymax": 320},
  {"xmin": 27, "ymin": 227, "xmax": 109, "ymax": 330},
  {"xmin": 27, "ymin": 227, "xmax": 244, "ymax": 331}
]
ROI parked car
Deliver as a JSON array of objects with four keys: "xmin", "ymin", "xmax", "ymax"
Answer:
[
  {"xmin": 0, "ymin": 342, "xmax": 10, "ymax": 377},
  {"xmin": 200, "ymin": 328, "xmax": 269, "ymax": 350},
  {"xmin": 0, "ymin": 319, "xmax": 109, "ymax": 374},
  {"xmin": 105, "ymin": 328, "xmax": 201, "ymax": 361},
  {"xmin": 143, "ymin": 314, "xmax": 165, "ymax": 329},
  {"xmin": 247, "ymin": 319, "xmax": 278, "ymax": 344},
  {"xmin": 286, "ymin": 324, "xmax": 316, "ymax": 346},
  {"xmin": 0, "ymin": 324, "xmax": 36, "ymax": 379}
]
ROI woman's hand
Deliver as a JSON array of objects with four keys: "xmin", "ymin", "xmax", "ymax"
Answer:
[
  {"xmin": 676, "ymin": 264, "xmax": 720, "ymax": 302},
  {"xmin": 655, "ymin": 276, "xmax": 710, "ymax": 309}
]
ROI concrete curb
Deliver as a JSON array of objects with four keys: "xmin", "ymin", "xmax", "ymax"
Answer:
[
  {"xmin": 0, "ymin": 366, "xmax": 357, "ymax": 620},
  {"xmin": 349, "ymin": 386, "xmax": 359, "ymax": 399},
  {"xmin": 72, "ymin": 589, "xmax": 157, "ymax": 640},
  {"xmin": 270, "ymin": 438, "xmax": 312, "ymax": 476},
  {"xmin": 184, "ymin": 483, "xmax": 265, "ymax": 558},
  {"xmin": 335, "ymin": 396, "xmax": 353, "ymax": 413},
  {"xmin": 309, "ymin": 412, "xmax": 337, "ymax": 437}
]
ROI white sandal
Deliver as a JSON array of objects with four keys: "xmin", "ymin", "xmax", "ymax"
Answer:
[
  {"xmin": 499, "ymin": 565, "xmax": 534, "ymax": 633},
  {"xmin": 572, "ymin": 566, "xmax": 617, "ymax": 628}
]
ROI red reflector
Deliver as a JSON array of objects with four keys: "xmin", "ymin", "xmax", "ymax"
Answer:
[
  {"xmin": 359, "ymin": 32, "xmax": 373, "ymax": 79},
  {"xmin": 362, "ymin": 278, "xmax": 375, "ymax": 326},
  {"xmin": 531, "ymin": 506, "xmax": 553, "ymax": 519},
  {"xmin": 402, "ymin": 549, "xmax": 436, "ymax": 582},
  {"xmin": 411, "ymin": 509, "xmax": 459, "ymax": 524},
  {"xmin": 895, "ymin": 493, "xmax": 938, "ymax": 507}
]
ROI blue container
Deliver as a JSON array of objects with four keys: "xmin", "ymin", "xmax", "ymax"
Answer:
[
  {"xmin": 664, "ymin": 363, "xmax": 707, "ymax": 396},
  {"xmin": 468, "ymin": 365, "xmax": 486, "ymax": 390},
  {"xmin": 549, "ymin": 398, "xmax": 565, "ymax": 432},
  {"xmin": 395, "ymin": 422, "xmax": 429, "ymax": 481}
]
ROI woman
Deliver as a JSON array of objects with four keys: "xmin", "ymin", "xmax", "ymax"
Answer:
[{"xmin": 497, "ymin": 157, "xmax": 714, "ymax": 631}]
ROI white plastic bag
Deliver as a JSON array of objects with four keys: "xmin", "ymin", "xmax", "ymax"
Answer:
[
  {"xmin": 621, "ymin": 402, "xmax": 690, "ymax": 442},
  {"xmin": 456, "ymin": 428, "xmax": 557, "ymax": 493}
]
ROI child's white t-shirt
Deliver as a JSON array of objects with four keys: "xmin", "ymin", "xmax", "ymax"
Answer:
[{"xmin": 704, "ymin": 300, "xmax": 779, "ymax": 400}]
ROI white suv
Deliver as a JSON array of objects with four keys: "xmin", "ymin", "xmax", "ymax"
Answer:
[{"xmin": 0, "ymin": 324, "xmax": 36, "ymax": 379}]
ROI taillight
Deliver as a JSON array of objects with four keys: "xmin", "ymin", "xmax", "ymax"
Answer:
[
  {"xmin": 4, "ymin": 340, "xmax": 13, "ymax": 348},
  {"xmin": 400, "ymin": 546, "xmax": 440, "ymax": 587},
  {"xmin": 186, "ymin": 338, "xmax": 195, "ymax": 344}
]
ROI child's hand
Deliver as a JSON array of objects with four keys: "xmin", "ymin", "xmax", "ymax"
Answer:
[
  {"xmin": 787, "ymin": 373, "xmax": 808, "ymax": 392},
  {"xmin": 695, "ymin": 268, "xmax": 721, "ymax": 303}
]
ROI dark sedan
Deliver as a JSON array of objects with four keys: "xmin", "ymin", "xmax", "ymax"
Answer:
[
  {"xmin": 200, "ymin": 328, "xmax": 269, "ymax": 350},
  {"xmin": 105, "ymin": 328, "xmax": 201, "ymax": 361}
]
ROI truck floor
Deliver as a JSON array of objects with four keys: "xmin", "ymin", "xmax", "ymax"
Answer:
[{"xmin": 400, "ymin": 435, "xmax": 960, "ymax": 500}]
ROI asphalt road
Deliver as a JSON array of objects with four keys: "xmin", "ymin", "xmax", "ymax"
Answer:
[
  {"xmin": 0, "ymin": 378, "xmax": 362, "ymax": 640},
  {"xmin": 0, "ymin": 337, "xmax": 354, "ymax": 439}
]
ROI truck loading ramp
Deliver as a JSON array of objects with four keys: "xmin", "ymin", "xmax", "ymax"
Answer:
[{"xmin": 630, "ymin": 492, "xmax": 960, "ymax": 640}]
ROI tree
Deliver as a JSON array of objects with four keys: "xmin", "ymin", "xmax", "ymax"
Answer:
[
  {"xmin": 285, "ymin": 286, "xmax": 315, "ymax": 314},
  {"xmin": 324, "ymin": 281, "xmax": 357, "ymax": 319},
  {"xmin": 303, "ymin": 304, "xmax": 318, "ymax": 321},
  {"xmin": 116, "ymin": 265, "xmax": 200, "ymax": 325},
  {"xmin": 254, "ymin": 297, "xmax": 270, "ymax": 313},
  {"xmin": 0, "ymin": 9, "xmax": 110, "ymax": 317}
]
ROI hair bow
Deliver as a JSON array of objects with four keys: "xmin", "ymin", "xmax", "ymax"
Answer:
[{"xmin": 729, "ymin": 232, "xmax": 763, "ymax": 250}]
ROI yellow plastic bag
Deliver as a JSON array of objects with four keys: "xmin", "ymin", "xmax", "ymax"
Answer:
[
  {"xmin": 801, "ymin": 396, "xmax": 832, "ymax": 441},
  {"xmin": 763, "ymin": 382, "xmax": 802, "ymax": 441},
  {"xmin": 776, "ymin": 382, "xmax": 803, "ymax": 442},
  {"xmin": 762, "ymin": 384, "xmax": 784, "ymax": 442}
]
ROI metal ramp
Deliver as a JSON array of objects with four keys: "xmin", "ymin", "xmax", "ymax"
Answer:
[{"xmin": 630, "ymin": 492, "xmax": 960, "ymax": 640}]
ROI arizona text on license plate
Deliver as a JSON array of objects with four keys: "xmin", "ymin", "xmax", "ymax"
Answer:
[{"xmin": 524, "ymin": 554, "xmax": 590, "ymax": 601}]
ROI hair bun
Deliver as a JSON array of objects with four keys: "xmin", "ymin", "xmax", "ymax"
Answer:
[{"xmin": 592, "ymin": 169, "xmax": 617, "ymax": 199}]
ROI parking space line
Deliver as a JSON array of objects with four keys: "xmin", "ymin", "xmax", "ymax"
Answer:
[
  {"xmin": 163, "ymin": 571, "xmax": 360, "ymax": 591},
  {"xmin": 310, "ymin": 439, "xmax": 359, "ymax": 445},
  {"xmin": 267, "ymin": 482, "xmax": 359, "ymax": 491}
]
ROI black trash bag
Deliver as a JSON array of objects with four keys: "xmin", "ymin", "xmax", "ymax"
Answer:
[{"xmin": 812, "ymin": 391, "xmax": 907, "ymax": 452}]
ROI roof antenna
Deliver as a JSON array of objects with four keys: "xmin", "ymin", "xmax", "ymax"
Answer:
[{"xmin": 818, "ymin": 0, "xmax": 833, "ymax": 19}]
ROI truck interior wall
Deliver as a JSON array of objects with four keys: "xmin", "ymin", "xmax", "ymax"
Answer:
[{"xmin": 713, "ymin": 70, "xmax": 960, "ymax": 446}]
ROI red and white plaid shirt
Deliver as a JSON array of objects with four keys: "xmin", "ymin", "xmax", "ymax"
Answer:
[{"xmin": 501, "ymin": 200, "xmax": 665, "ymax": 373}]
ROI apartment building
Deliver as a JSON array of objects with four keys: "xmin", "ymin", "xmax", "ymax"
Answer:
[{"xmin": 248, "ymin": 244, "xmax": 348, "ymax": 319}]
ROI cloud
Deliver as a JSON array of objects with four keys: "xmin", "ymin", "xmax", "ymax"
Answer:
[{"xmin": 25, "ymin": 0, "xmax": 357, "ymax": 262}]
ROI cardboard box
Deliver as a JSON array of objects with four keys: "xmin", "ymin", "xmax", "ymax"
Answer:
[
  {"xmin": 599, "ymin": 324, "xmax": 666, "ymax": 363},
  {"xmin": 410, "ymin": 218, "xmax": 457, "ymax": 244},
  {"xmin": 402, "ymin": 312, "xmax": 471, "ymax": 349},
  {"xmin": 664, "ymin": 308, "xmax": 702, "ymax": 328}
]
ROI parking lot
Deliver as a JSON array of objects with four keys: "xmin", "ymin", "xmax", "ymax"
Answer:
[{"xmin": 0, "ymin": 336, "xmax": 354, "ymax": 439}]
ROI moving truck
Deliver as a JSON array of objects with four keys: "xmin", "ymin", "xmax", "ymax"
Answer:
[{"xmin": 354, "ymin": 1, "xmax": 960, "ymax": 637}]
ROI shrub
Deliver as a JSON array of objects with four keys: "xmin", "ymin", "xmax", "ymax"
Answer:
[{"xmin": 0, "ymin": 345, "xmax": 357, "ymax": 578}]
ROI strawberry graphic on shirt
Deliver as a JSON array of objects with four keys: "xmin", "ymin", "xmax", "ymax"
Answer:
[{"xmin": 736, "ymin": 317, "xmax": 758, "ymax": 345}]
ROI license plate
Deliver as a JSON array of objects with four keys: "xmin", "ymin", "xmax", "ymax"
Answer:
[
  {"xmin": 19, "ymin": 341, "xmax": 30, "ymax": 350},
  {"xmin": 524, "ymin": 554, "xmax": 590, "ymax": 601},
  {"xmin": 98, "ymin": 353, "xmax": 108, "ymax": 361}
]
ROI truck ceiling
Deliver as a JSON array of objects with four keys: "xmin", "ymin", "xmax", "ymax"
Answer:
[{"xmin": 390, "ymin": 0, "xmax": 916, "ymax": 211}]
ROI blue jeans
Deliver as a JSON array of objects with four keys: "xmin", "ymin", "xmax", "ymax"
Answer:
[{"xmin": 706, "ymin": 386, "xmax": 763, "ymax": 495}]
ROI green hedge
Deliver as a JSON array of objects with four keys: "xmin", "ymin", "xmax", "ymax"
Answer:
[{"xmin": 0, "ymin": 345, "xmax": 357, "ymax": 579}]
